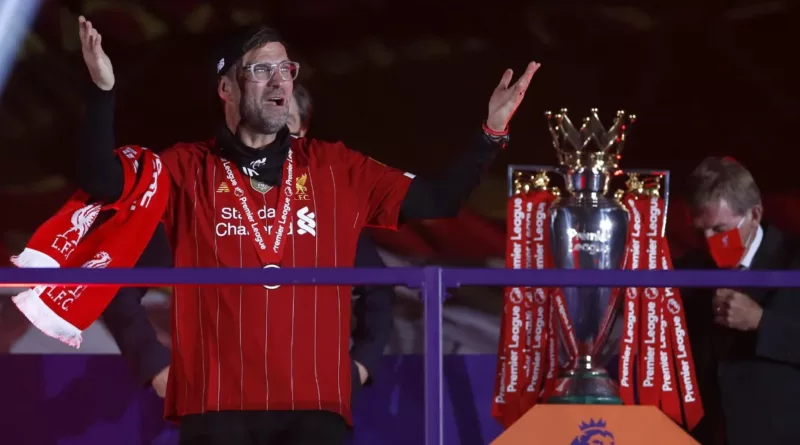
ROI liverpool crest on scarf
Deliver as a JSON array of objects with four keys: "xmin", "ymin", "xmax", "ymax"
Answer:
[{"xmin": 11, "ymin": 146, "xmax": 170, "ymax": 347}]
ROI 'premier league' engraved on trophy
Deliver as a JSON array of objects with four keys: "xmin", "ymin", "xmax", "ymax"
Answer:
[
  {"xmin": 496, "ymin": 108, "xmax": 699, "ymax": 428},
  {"xmin": 545, "ymin": 108, "xmax": 636, "ymax": 404}
]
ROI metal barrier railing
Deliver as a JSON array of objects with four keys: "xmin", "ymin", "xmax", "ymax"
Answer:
[{"xmin": 2, "ymin": 266, "xmax": 798, "ymax": 445}]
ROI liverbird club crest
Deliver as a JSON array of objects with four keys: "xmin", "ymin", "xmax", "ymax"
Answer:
[
  {"xmin": 571, "ymin": 419, "xmax": 615, "ymax": 445},
  {"xmin": 51, "ymin": 204, "xmax": 102, "ymax": 258},
  {"xmin": 295, "ymin": 173, "xmax": 310, "ymax": 201}
]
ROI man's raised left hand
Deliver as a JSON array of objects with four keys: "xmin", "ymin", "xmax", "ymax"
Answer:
[{"xmin": 486, "ymin": 61, "xmax": 541, "ymax": 133}]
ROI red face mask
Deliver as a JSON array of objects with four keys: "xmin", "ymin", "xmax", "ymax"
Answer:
[{"xmin": 705, "ymin": 217, "xmax": 751, "ymax": 269}]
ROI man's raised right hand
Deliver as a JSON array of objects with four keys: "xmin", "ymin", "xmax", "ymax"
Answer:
[{"xmin": 78, "ymin": 16, "xmax": 115, "ymax": 91}]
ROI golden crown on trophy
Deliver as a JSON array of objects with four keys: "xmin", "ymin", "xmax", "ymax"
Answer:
[{"xmin": 545, "ymin": 108, "xmax": 636, "ymax": 171}]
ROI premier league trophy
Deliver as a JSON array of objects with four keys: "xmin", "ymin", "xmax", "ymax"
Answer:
[
  {"xmin": 498, "ymin": 108, "xmax": 671, "ymax": 412},
  {"xmin": 495, "ymin": 109, "xmax": 702, "ymax": 440},
  {"xmin": 544, "ymin": 108, "xmax": 635, "ymax": 404}
]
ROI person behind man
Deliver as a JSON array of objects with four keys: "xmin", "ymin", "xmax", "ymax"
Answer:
[
  {"xmin": 680, "ymin": 156, "xmax": 800, "ymax": 445},
  {"xmin": 76, "ymin": 16, "xmax": 540, "ymax": 445},
  {"xmin": 100, "ymin": 227, "xmax": 171, "ymax": 397},
  {"xmin": 287, "ymin": 84, "xmax": 313, "ymax": 139},
  {"xmin": 287, "ymin": 84, "xmax": 394, "ymax": 395}
]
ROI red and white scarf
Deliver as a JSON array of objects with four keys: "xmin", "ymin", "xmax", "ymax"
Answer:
[{"xmin": 10, "ymin": 146, "xmax": 169, "ymax": 348}]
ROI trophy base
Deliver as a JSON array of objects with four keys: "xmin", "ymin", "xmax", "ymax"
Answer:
[{"xmin": 546, "ymin": 368, "xmax": 622, "ymax": 405}]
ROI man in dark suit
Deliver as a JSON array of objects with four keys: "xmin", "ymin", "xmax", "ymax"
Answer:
[
  {"xmin": 100, "ymin": 227, "xmax": 172, "ymax": 397},
  {"xmin": 98, "ymin": 84, "xmax": 396, "ymax": 401},
  {"xmin": 679, "ymin": 156, "xmax": 800, "ymax": 445}
]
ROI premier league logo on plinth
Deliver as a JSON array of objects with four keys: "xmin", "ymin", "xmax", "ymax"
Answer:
[
  {"xmin": 571, "ymin": 418, "xmax": 615, "ymax": 445},
  {"xmin": 492, "ymin": 109, "xmax": 704, "ymax": 431}
]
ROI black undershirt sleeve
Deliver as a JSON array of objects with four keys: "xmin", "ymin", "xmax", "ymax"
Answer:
[
  {"xmin": 77, "ymin": 87, "xmax": 124, "ymax": 201},
  {"xmin": 399, "ymin": 130, "xmax": 504, "ymax": 220},
  {"xmin": 81, "ymin": 85, "xmax": 501, "ymax": 220},
  {"xmin": 79, "ymin": 86, "xmax": 173, "ymax": 383}
]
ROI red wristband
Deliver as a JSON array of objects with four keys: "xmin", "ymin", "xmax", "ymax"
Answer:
[{"xmin": 482, "ymin": 121, "xmax": 509, "ymax": 137}]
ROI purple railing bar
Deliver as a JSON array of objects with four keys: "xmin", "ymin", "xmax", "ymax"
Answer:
[
  {"xmin": 4, "ymin": 266, "xmax": 797, "ymax": 445},
  {"xmin": 4, "ymin": 268, "xmax": 798, "ymax": 289},
  {"xmin": 423, "ymin": 267, "xmax": 444, "ymax": 445},
  {"xmin": 0, "ymin": 267, "xmax": 424, "ymax": 288},
  {"xmin": 441, "ymin": 268, "xmax": 800, "ymax": 288}
]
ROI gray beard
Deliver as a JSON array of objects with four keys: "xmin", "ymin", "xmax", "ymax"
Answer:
[{"xmin": 240, "ymin": 102, "xmax": 286, "ymax": 136}]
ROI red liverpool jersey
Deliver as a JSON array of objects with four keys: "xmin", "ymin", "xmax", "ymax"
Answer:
[{"xmin": 157, "ymin": 136, "xmax": 414, "ymax": 424}]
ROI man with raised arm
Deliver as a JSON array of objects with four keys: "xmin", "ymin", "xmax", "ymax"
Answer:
[{"xmin": 75, "ymin": 16, "xmax": 540, "ymax": 445}]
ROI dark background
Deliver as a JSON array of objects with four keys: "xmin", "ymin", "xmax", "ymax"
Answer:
[
  {"xmin": 0, "ymin": 0, "xmax": 797, "ymax": 384},
  {"xmin": 1, "ymin": 0, "xmax": 797, "ymax": 200}
]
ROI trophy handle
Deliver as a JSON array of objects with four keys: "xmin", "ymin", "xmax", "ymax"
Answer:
[
  {"xmin": 508, "ymin": 165, "xmax": 671, "ymax": 237},
  {"xmin": 621, "ymin": 168, "xmax": 670, "ymax": 237},
  {"xmin": 507, "ymin": 164, "xmax": 560, "ymax": 197}
]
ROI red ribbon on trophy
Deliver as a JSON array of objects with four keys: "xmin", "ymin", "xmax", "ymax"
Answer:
[
  {"xmin": 518, "ymin": 189, "xmax": 552, "ymax": 413},
  {"xmin": 617, "ymin": 193, "xmax": 643, "ymax": 406},
  {"xmin": 494, "ymin": 173, "xmax": 703, "ymax": 432},
  {"xmin": 661, "ymin": 240, "xmax": 704, "ymax": 430},
  {"xmin": 620, "ymin": 193, "xmax": 667, "ymax": 407},
  {"xmin": 617, "ymin": 182, "xmax": 703, "ymax": 429},
  {"xmin": 493, "ymin": 176, "xmax": 562, "ymax": 427},
  {"xmin": 492, "ymin": 190, "xmax": 528, "ymax": 427}
]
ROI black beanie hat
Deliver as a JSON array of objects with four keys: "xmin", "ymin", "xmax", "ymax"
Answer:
[{"xmin": 212, "ymin": 25, "xmax": 285, "ymax": 77}]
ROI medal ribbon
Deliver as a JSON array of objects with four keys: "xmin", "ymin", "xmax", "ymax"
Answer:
[{"xmin": 217, "ymin": 149, "xmax": 295, "ymax": 267}]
